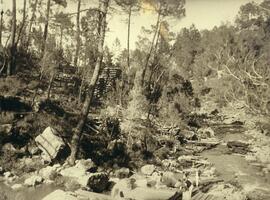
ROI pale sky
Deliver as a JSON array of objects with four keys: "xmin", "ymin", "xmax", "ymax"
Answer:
[
  {"xmin": 1, "ymin": 0, "xmax": 264, "ymax": 50},
  {"xmin": 106, "ymin": 0, "xmax": 263, "ymax": 49}
]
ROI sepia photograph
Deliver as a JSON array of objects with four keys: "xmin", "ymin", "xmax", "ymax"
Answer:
[{"xmin": 0, "ymin": 0, "xmax": 270, "ymax": 199}]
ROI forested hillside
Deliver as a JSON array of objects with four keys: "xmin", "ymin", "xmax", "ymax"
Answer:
[{"xmin": 0, "ymin": 0, "xmax": 270, "ymax": 200}]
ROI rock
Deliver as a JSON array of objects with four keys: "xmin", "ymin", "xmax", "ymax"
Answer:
[
  {"xmin": 39, "ymin": 165, "xmax": 59, "ymax": 180},
  {"xmin": 181, "ymin": 130, "xmax": 198, "ymax": 141},
  {"xmin": 60, "ymin": 161, "xmax": 106, "ymax": 190},
  {"xmin": 246, "ymin": 188, "xmax": 270, "ymax": 200},
  {"xmin": 161, "ymin": 172, "xmax": 183, "ymax": 188},
  {"xmin": 7, "ymin": 176, "xmax": 17, "ymax": 182},
  {"xmin": 42, "ymin": 190, "xmax": 77, "ymax": 200},
  {"xmin": 4, "ymin": 171, "xmax": 18, "ymax": 182},
  {"xmin": 75, "ymin": 159, "xmax": 95, "ymax": 172},
  {"xmin": 0, "ymin": 124, "xmax": 12, "ymax": 135},
  {"xmin": 64, "ymin": 179, "xmax": 82, "ymax": 191},
  {"xmin": 115, "ymin": 167, "xmax": 130, "ymax": 178},
  {"xmin": 0, "ymin": 166, "xmax": 3, "ymax": 175},
  {"xmin": 177, "ymin": 156, "xmax": 194, "ymax": 168},
  {"xmin": 231, "ymin": 121, "xmax": 244, "ymax": 126},
  {"xmin": 24, "ymin": 175, "xmax": 44, "ymax": 187},
  {"xmin": 198, "ymin": 127, "xmax": 215, "ymax": 138},
  {"xmin": 35, "ymin": 127, "xmax": 66, "ymax": 162},
  {"xmin": 44, "ymin": 179, "xmax": 54, "ymax": 185},
  {"xmin": 154, "ymin": 147, "xmax": 171, "ymax": 160},
  {"xmin": 11, "ymin": 184, "xmax": 23, "ymax": 190},
  {"xmin": 87, "ymin": 172, "xmax": 109, "ymax": 193},
  {"xmin": 2, "ymin": 143, "xmax": 17, "ymax": 152},
  {"xmin": 111, "ymin": 178, "xmax": 138, "ymax": 199},
  {"xmin": 22, "ymin": 157, "xmax": 35, "ymax": 166},
  {"xmin": 141, "ymin": 165, "xmax": 155, "ymax": 176},
  {"xmin": 227, "ymin": 141, "xmax": 249, "ymax": 154},
  {"xmin": 245, "ymin": 154, "xmax": 257, "ymax": 162},
  {"xmin": 227, "ymin": 141, "xmax": 249, "ymax": 148},
  {"xmin": 29, "ymin": 145, "xmax": 41, "ymax": 155},
  {"xmin": 201, "ymin": 167, "xmax": 217, "ymax": 178},
  {"xmin": 60, "ymin": 166, "xmax": 89, "ymax": 186},
  {"xmin": 60, "ymin": 160, "xmax": 93, "ymax": 187},
  {"xmin": 162, "ymin": 159, "xmax": 180, "ymax": 171},
  {"xmin": 4, "ymin": 171, "xmax": 13, "ymax": 179}
]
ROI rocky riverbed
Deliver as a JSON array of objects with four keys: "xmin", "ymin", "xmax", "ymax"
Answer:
[{"xmin": 1, "ymin": 121, "xmax": 270, "ymax": 200}]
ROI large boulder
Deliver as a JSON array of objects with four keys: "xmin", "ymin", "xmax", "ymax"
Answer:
[
  {"xmin": 60, "ymin": 165, "xmax": 89, "ymax": 186},
  {"xmin": 35, "ymin": 127, "xmax": 66, "ymax": 162},
  {"xmin": 87, "ymin": 172, "xmax": 109, "ymax": 193},
  {"xmin": 60, "ymin": 159, "xmax": 95, "ymax": 186},
  {"xmin": 60, "ymin": 159, "xmax": 108, "ymax": 191}
]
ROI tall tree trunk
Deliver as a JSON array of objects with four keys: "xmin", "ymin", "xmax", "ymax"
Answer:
[
  {"xmin": 127, "ymin": 5, "xmax": 132, "ymax": 69},
  {"xmin": 47, "ymin": 73, "xmax": 55, "ymax": 100},
  {"xmin": 0, "ymin": 9, "xmax": 3, "ymax": 46},
  {"xmin": 7, "ymin": 0, "xmax": 16, "ymax": 76},
  {"xmin": 26, "ymin": 0, "xmax": 38, "ymax": 51},
  {"xmin": 60, "ymin": 26, "xmax": 63, "ymax": 48},
  {"xmin": 147, "ymin": 23, "xmax": 161, "ymax": 88},
  {"xmin": 16, "ymin": 0, "xmax": 27, "ymax": 47},
  {"xmin": 68, "ymin": 0, "xmax": 110, "ymax": 165},
  {"xmin": 140, "ymin": 6, "xmax": 161, "ymax": 87},
  {"xmin": 42, "ymin": 0, "xmax": 51, "ymax": 53},
  {"xmin": 74, "ymin": 0, "xmax": 81, "ymax": 67}
]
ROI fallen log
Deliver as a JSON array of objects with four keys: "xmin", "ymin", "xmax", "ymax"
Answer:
[{"xmin": 187, "ymin": 139, "xmax": 220, "ymax": 147}]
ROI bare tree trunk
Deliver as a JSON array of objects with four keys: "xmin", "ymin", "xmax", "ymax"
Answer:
[
  {"xmin": 140, "ymin": 6, "xmax": 161, "ymax": 86},
  {"xmin": 78, "ymin": 78, "xmax": 84, "ymax": 102},
  {"xmin": 47, "ymin": 73, "xmax": 55, "ymax": 100},
  {"xmin": 42, "ymin": 0, "xmax": 51, "ymax": 53},
  {"xmin": 74, "ymin": 0, "xmax": 81, "ymax": 67},
  {"xmin": 78, "ymin": 69, "xmax": 86, "ymax": 102},
  {"xmin": 60, "ymin": 27, "xmax": 63, "ymax": 48},
  {"xmin": 7, "ymin": 0, "xmax": 16, "ymax": 76},
  {"xmin": 0, "ymin": 9, "xmax": 3, "ymax": 46},
  {"xmin": 16, "ymin": 0, "xmax": 27, "ymax": 47},
  {"xmin": 147, "ymin": 23, "xmax": 161, "ymax": 88},
  {"xmin": 68, "ymin": 0, "xmax": 110, "ymax": 165},
  {"xmin": 127, "ymin": 5, "xmax": 132, "ymax": 69},
  {"xmin": 118, "ymin": 5, "xmax": 132, "ymax": 106},
  {"xmin": 26, "ymin": 0, "xmax": 38, "ymax": 51}
]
